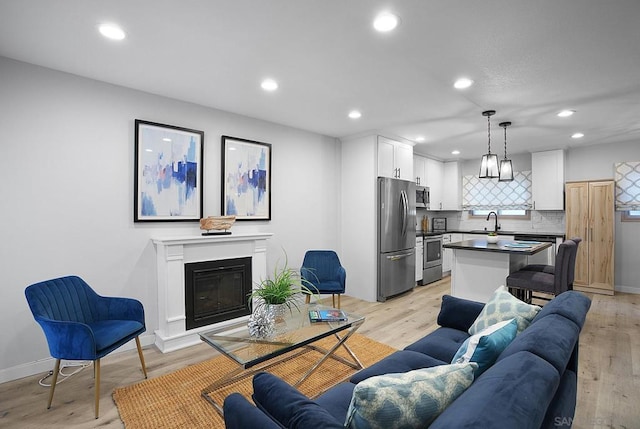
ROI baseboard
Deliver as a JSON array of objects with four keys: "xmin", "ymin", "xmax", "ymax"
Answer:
[
  {"xmin": 615, "ymin": 284, "xmax": 640, "ymax": 294},
  {"xmin": 0, "ymin": 332, "xmax": 156, "ymax": 384}
]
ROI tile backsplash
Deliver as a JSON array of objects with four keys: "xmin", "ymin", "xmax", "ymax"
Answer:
[{"xmin": 417, "ymin": 210, "xmax": 565, "ymax": 233}]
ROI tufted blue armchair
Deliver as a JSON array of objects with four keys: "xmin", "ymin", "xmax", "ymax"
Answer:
[
  {"xmin": 301, "ymin": 250, "xmax": 346, "ymax": 308},
  {"xmin": 25, "ymin": 275, "xmax": 147, "ymax": 419}
]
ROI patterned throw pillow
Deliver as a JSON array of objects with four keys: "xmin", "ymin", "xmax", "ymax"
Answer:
[
  {"xmin": 451, "ymin": 318, "xmax": 518, "ymax": 376},
  {"xmin": 344, "ymin": 363, "xmax": 477, "ymax": 429},
  {"xmin": 468, "ymin": 285, "xmax": 541, "ymax": 335}
]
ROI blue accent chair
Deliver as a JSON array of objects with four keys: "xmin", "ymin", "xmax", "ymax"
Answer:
[
  {"xmin": 25, "ymin": 275, "xmax": 147, "ymax": 419},
  {"xmin": 301, "ymin": 250, "xmax": 346, "ymax": 308}
]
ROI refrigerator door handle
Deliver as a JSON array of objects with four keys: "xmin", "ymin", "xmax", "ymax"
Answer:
[
  {"xmin": 387, "ymin": 251, "xmax": 414, "ymax": 261},
  {"xmin": 400, "ymin": 190, "xmax": 408, "ymax": 237}
]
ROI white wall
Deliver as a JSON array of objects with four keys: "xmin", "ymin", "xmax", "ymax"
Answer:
[
  {"xmin": 0, "ymin": 57, "xmax": 341, "ymax": 381},
  {"xmin": 565, "ymin": 141, "xmax": 640, "ymax": 292}
]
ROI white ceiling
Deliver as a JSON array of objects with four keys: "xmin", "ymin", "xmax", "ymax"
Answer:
[{"xmin": 1, "ymin": 0, "xmax": 639, "ymax": 161}]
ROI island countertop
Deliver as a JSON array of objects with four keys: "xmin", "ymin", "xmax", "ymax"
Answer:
[{"xmin": 444, "ymin": 239, "xmax": 552, "ymax": 256}]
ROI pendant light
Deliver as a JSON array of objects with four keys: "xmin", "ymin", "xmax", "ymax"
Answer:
[
  {"xmin": 479, "ymin": 110, "xmax": 499, "ymax": 178},
  {"xmin": 498, "ymin": 121, "xmax": 514, "ymax": 182}
]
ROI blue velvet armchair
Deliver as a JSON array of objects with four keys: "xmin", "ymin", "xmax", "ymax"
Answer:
[
  {"xmin": 301, "ymin": 250, "xmax": 346, "ymax": 308},
  {"xmin": 25, "ymin": 275, "xmax": 147, "ymax": 419}
]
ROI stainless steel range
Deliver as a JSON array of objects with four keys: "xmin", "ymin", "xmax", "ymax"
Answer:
[{"xmin": 422, "ymin": 234, "xmax": 443, "ymax": 285}]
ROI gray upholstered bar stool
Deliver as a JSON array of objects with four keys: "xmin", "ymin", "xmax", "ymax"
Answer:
[
  {"xmin": 520, "ymin": 237, "xmax": 582, "ymax": 290},
  {"xmin": 506, "ymin": 239, "xmax": 577, "ymax": 304}
]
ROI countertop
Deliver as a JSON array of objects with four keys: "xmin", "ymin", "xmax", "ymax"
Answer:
[
  {"xmin": 416, "ymin": 229, "xmax": 565, "ymax": 238},
  {"xmin": 443, "ymin": 238, "xmax": 552, "ymax": 255}
]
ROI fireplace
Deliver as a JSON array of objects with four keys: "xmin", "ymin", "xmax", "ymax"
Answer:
[
  {"xmin": 184, "ymin": 257, "xmax": 252, "ymax": 330},
  {"xmin": 152, "ymin": 233, "xmax": 272, "ymax": 352}
]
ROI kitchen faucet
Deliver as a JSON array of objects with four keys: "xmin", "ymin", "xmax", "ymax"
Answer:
[{"xmin": 486, "ymin": 211, "xmax": 499, "ymax": 233}]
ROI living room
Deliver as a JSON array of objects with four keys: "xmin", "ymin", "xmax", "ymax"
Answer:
[{"xmin": 1, "ymin": 2, "xmax": 639, "ymax": 428}]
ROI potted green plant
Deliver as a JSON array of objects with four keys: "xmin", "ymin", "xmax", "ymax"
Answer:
[
  {"xmin": 248, "ymin": 255, "xmax": 314, "ymax": 314},
  {"xmin": 486, "ymin": 232, "xmax": 499, "ymax": 243}
]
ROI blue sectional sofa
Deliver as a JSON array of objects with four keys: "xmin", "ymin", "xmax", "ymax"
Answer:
[{"xmin": 223, "ymin": 291, "xmax": 591, "ymax": 429}]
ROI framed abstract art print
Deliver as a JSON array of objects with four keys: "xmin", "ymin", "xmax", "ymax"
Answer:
[
  {"xmin": 134, "ymin": 119, "xmax": 204, "ymax": 222},
  {"xmin": 221, "ymin": 135, "xmax": 271, "ymax": 220}
]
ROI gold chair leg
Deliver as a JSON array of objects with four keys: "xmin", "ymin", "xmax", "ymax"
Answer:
[
  {"xmin": 135, "ymin": 336, "xmax": 148, "ymax": 379},
  {"xmin": 337, "ymin": 294, "xmax": 341, "ymax": 309},
  {"xmin": 47, "ymin": 359, "xmax": 61, "ymax": 409},
  {"xmin": 94, "ymin": 359, "xmax": 100, "ymax": 419},
  {"xmin": 332, "ymin": 294, "xmax": 336, "ymax": 308},
  {"xmin": 305, "ymin": 295, "xmax": 311, "ymax": 304}
]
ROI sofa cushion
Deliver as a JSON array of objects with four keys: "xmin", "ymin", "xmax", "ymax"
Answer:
[
  {"xmin": 344, "ymin": 363, "xmax": 476, "ymax": 429},
  {"xmin": 404, "ymin": 327, "xmax": 469, "ymax": 362},
  {"xmin": 437, "ymin": 294, "xmax": 485, "ymax": 331},
  {"xmin": 541, "ymin": 370, "xmax": 577, "ymax": 429},
  {"xmin": 531, "ymin": 290, "xmax": 591, "ymax": 329},
  {"xmin": 497, "ymin": 313, "xmax": 580, "ymax": 374},
  {"xmin": 252, "ymin": 372, "xmax": 343, "ymax": 429},
  {"xmin": 350, "ymin": 350, "xmax": 446, "ymax": 384},
  {"xmin": 469, "ymin": 285, "xmax": 541, "ymax": 335},
  {"xmin": 314, "ymin": 382, "xmax": 356, "ymax": 423},
  {"xmin": 451, "ymin": 318, "xmax": 517, "ymax": 376},
  {"xmin": 430, "ymin": 351, "xmax": 560, "ymax": 429}
]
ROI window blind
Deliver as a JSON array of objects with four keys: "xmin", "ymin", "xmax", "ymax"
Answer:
[
  {"xmin": 614, "ymin": 161, "xmax": 640, "ymax": 210},
  {"xmin": 462, "ymin": 170, "xmax": 532, "ymax": 210}
]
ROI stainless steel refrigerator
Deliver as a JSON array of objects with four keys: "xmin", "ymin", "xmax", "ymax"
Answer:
[{"xmin": 377, "ymin": 177, "xmax": 416, "ymax": 301}]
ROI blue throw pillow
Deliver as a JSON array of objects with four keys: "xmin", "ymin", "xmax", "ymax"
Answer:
[
  {"xmin": 469, "ymin": 285, "xmax": 541, "ymax": 335},
  {"xmin": 451, "ymin": 318, "xmax": 517, "ymax": 376},
  {"xmin": 344, "ymin": 362, "xmax": 477, "ymax": 429}
]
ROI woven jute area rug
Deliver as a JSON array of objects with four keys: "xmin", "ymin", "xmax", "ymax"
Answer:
[{"xmin": 112, "ymin": 333, "xmax": 396, "ymax": 428}]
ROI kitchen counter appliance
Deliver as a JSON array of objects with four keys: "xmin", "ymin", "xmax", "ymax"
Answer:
[
  {"xmin": 422, "ymin": 234, "xmax": 443, "ymax": 285},
  {"xmin": 378, "ymin": 177, "xmax": 416, "ymax": 301}
]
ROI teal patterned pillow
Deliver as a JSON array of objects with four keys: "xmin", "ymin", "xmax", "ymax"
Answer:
[
  {"xmin": 468, "ymin": 285, "xmax": 541, "ymax": 335},
  {"xmin": 344, "ymin": 363, "xmax": 477, "ymax": 429}
]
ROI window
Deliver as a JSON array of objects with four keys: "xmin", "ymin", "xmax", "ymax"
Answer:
[
  {"xmin": 470, "ymin": 209, "xmax": 530, "ymax": 219},
  {"xmin": 622, "ymin": 210, "xmax": 640, "ymax": 222}
]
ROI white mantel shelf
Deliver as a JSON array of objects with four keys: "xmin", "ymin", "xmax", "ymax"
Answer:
[{"xmin": 152, "ymin": 232, "xmax": 273, "ymax": 352}]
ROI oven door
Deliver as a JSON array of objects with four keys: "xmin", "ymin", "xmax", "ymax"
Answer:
[
  {"xmin": 424, "ymin": 236, "xmax": 442, "ymax": 268},
  {"xmin": 422, "ymin": 235, "xmax": 443, "ymax": 285}
]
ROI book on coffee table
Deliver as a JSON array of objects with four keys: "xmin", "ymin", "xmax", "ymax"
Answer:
[{"xmin": 309, "ymin": 309, "xmax": 348, "ymax": 322}]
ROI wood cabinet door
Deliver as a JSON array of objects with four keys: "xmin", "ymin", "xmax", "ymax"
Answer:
[
  {"xmin": 565, "ymin": 182, "xmax": 589, "ymax": 285},
  {"xmin": 588, "ymin": 181, "xmax": 615, "ymax": 290}
]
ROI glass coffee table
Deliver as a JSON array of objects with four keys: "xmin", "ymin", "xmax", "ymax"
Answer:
[{"xmin": 199, "ymin": 304, "xmax": 365, "ymax": 415}]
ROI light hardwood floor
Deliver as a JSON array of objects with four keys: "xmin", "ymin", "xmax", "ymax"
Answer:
[{"xmin": 1, "ymin": 278, "xmax": 638, "ymax": 428}]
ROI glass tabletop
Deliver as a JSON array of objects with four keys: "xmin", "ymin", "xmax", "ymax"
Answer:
[{"xmin": 199, "ymin": 304, "xmax": 365, "ymax": 368}]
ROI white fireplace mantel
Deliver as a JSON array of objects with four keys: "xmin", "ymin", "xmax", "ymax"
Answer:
[{"xmin": 152, "ymin": 233, "xmax": 272, "ymax": 352}]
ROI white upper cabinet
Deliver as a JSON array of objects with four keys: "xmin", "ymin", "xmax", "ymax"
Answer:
[
  {"xmin": 413, "ymin": 156, "xmax": 426, "ymax": 186},
  {"xmin": 442, "ymin": 161, "xmax": 461, "ymax": 210},
  {"xmin": 377, "ymin": 136, "xmax": 413, "ymax": 180},
  {"xmin": 532, "ymin": 149, "xmax": 565, "ymax": 210},
  {"xmin": 425, "ymin": 157, "xmax": 443, "ymax": 209}
]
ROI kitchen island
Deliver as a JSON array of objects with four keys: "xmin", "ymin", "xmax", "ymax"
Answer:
[{"xmin": 443, "ymin": 238, "xmax": 552, "ymax": 302}]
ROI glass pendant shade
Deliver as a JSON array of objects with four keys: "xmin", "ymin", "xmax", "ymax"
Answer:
[
  {"xmin": 479, "ymin": 110, "xmax": 498, "ymax": 178},
  {"xmin": 479, "ymin": 153, "xmax": 499, "ymax": 178},
  {"xmin": 499, "ymin": 159, "xmax": 514, "ymax": 181},
  {"xmin": 498, "ymin": 121, "xmax": 514, "ymax": 182}
]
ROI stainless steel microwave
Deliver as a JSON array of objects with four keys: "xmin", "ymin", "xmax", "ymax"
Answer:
[{"xmin": 416, "ymin": 186, "xmax": 430, "ymax": 209}]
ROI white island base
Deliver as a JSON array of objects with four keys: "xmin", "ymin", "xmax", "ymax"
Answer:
[
  {"xmin": 447, "ymin": 239, "xmax": 552, "ymax": 303},
  {"xmin": 450, "ymin": 250, "xmax": 528, "ymax": 302}
]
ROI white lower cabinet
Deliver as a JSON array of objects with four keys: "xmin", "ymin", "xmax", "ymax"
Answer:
[
  {"xmin": 443, "ymin": 233, "xmax": 463, "ymax": 273},
  {"xmin": 415, "ymin": 237, "xmax": 423, "ymax": 282}
]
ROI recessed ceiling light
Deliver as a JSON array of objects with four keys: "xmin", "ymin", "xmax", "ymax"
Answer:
[
  {"xmin": 373, "ymin": 12, "xmax": 399, "ymax": 32},
  {"xmin": 415, "ymin": 136, "xmax": 425, "ymax": 142},
  {"xmin": 453, "ymin": 78, "xmax": 474, "ymax": 89},
  {"xmin": 451, "ymin": 150, "xmax": 461, "ymax": 155},
  {"xmin": 571, "ymin": 132, "xmax": 584, "ymax": 139},
  {"xmin": 98, "ymin": 23, "xmax": 126, "ymax": 41},
  {"xmin": 557, "ymin": 110, "xmax": 575, "ymax": 117},
  {"xmin": 261, "ymin": 79, "xmax": 278, "ymax": 91},
  {"xmin": 162, "ymin": 138, "xmax": 172, "ymax": 142},
  {"xmin": 348, "ymin": 110, "xmax": 362, "ymax": 119}
]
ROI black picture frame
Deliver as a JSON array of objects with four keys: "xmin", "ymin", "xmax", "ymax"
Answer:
[
  {"xmin": 221, "ymin": 135, "xmax": 272, "ymax": 221},
  {"xmin": 134, "ymin": 119, "xmax": 204, "ymax": 222}
]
